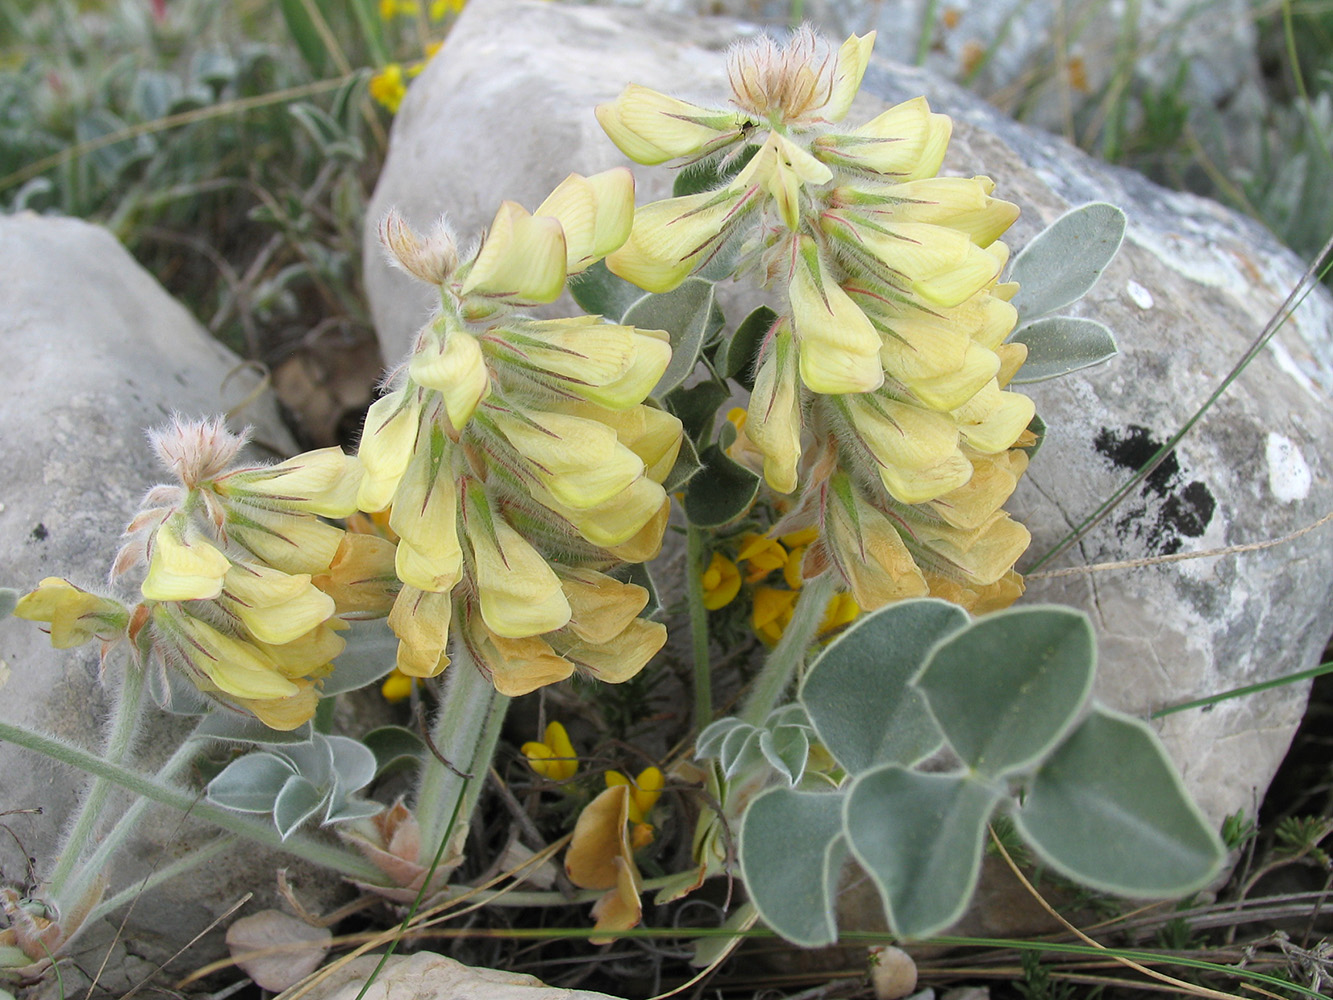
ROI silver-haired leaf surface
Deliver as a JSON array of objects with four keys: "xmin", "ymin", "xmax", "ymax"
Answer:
[
  {"xmin": 1014, "ymin": 705, "xmax": 1225, "ymax": 895},
  {"xmin": 696, "ymin": 716, "xmax": 747, "ymax": 760},
  {"xmin": 740, "ymin": 786, "xmax": 847, "ymax": 947},
  {"xmin": 273, "ymin": 774, "xmax": 326, "ymax": 840},
  {"xmin": 801, "ymin": 599, "xmax": 966, "ymax": 774},
  {"xmin": 759, "ymin": 726, "xmax": 810, "ymax": 786},
  {"xmin": 193, "ymin": 711, "xmax": 312, "ymax": 744},
  {"xmin": 1010, "ymin": 317, "xmax": 1118, "ymax": 383},
  {"xmin": 915, "ymin": 606, "xmax": 1095, "ymax": 778},
  {"xmin": 206, "ymin": 752, "xmax": 297, "ymax": 813},
  {"xmin": 844, "ymin": 767, "xmax": 999, "ymax": 940},
  {"xmin": 1009, "ymin": 202, "xmax": 1126, "ymax": 321},
  {"xmin": 568, "ymin": 259, "xmax": 644, "ymax": 321},
  {"xmin": 321, "ymin": 618, "xmax": 396, "ymax": 695},
  {"xmin": 621, "ymin": 277, "xmax": 718, "ymax": 398}
]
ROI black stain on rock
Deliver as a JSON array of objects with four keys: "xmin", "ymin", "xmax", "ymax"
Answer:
[
  {"xmin": 1093, "ymin": 425, "xmax": 1216, "ymax": 555},
  {"xmin": 30, "ymin": 523, "xmax": 48, "ymax": 542}
]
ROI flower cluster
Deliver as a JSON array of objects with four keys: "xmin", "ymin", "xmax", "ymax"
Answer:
[
  {"xmin": 16, "ymin": 419, "xmax": 368, "ymax": 729},
  {"xmin": 366, "ymin": 168, "xmax": 681, "ymax": 696},
  {"xmin": 599, "ymin": 28, "xmax": 1035, "ymax": 613}
]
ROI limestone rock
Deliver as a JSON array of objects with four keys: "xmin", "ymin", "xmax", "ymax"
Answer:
[
  {"xmin": 364, "ymin": 0, "xmax": 1332, "ymax": 923},
  {"xmin": 293, "ymin": 952, "xmax": 624, "ymax": 1000},
  {"xmin": 0, "ymin": 213, "xmax": 341, "ymax": 991}
]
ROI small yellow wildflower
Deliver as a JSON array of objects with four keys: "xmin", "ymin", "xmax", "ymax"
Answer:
[
  {"xmin": 379, "ymin": 0, "xmax": 419, "ymax": 19},
  {"xmin": 737, "ymin": 535, "xmax": 789, "ymax": 583},
  {"xmin": 701, "ymin": 552, "xmax": 741, "ymax": 610},
  {"xmin": 605, "ymin": 766, "xmax": 663, "ymax": 825},
  {"xmin": 381, "ymin": 668, "xmax": 414, "ymax": 703},
  {"xmin": 752, "ymin": 586, "xmax": 798, "ymax": 645},
  {"xmin": 369, "ymin": 64, "xmax": 407, "ymax": 113},
  {"xmin": 820, "ymin": 591, "xmax": 860, "ymax": 635},
  {"xmin": 522, "ymin": 721, "xmax": 579, "ymax": 782},
  {"xmin": 428, "ymin": 0, "xmax": 465, "ymax": 19}
]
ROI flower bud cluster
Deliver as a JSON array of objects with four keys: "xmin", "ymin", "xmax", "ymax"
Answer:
[
  {"xmin": 598, "ymin": 28, "xmax": 1035, "ymax": 613},
  {"xmin": 364, "ymin": 169, "xmax": 683, "ymax": 696}
]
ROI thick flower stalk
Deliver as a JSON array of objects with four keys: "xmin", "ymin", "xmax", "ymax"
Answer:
[
  {"xmin": 367, "ymin": 168, "xmax": 681, "ymax": 696},
  {"xmin": 599, "ymin": 28, "xmax": 1036, "ymax": 613}
]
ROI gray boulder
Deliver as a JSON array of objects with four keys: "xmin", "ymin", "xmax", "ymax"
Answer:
[
  {"xmin": 364, "ymin": 0, "xmax": 1330, "ymax": 920},
  {"xmin": 0, "ymin": 213, "xmax": 340, "ymax": 993}
]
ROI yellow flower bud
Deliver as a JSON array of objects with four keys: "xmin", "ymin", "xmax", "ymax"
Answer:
[
  {"xmin": 388, "ymin": 431, "xmax": 462, "ymax": 593},
  {"xmin": 814, "ymin": 96, "xmax": 952, "ymax": 179},
  {"xmin": 226, "ymin": 505, "xmax": 345, "ymax": 575},
  {"xmin": 746, "ymin": 330, "xmax": 803, "ymax": 493},
  {"xmin": 13, "ymin": 578, "xmax": 127, "ymax": 650},
  {"xmin": 734, "ymin": 132, "xmax": 833, "ymax": 230},
  {"xmin": 500, "ymin": 318, "xmax": 671, "ymax": 410},
  {"xmin": 461, "ymin": 201, "xmax": 567, "ymax": 305},
  {"xmin": 535, "ymin": 168, "xmax": 636, "ymax": 272},
  {"xmin": 789, "ymin": 236, "xmax": 883, "ymax": 394},
  {"xmin": 826, "ymin": 32, "xmax": 876, "ymax": 122},
  {"xmin": 381, "ymin": 669, "xmax": 414, "ymax": 703},
  {"xmin": 217, "ymin": 447, "xmax": 362, "ymax": 518},
  {"xmin": 409, "ymin": 325, "xmax": 490, "ymax": 434},
  {"xmin": 141, "ymin": 519, "xmax": 231, "ymax": 602},
  {"xmin": 596, "ymin": 84, "xmax": 745, "ymax": 165},
  {"xmin": 701, "ymin": 552, "xmax": 741, "ymax": 610},
  {"xmin": 173, "ymin": 613, "xmax": 299, "ymax": 700},
  {"xmin": 357, "ymin": 390, "xmax": 422, "ymax": 513},
  {"xmin": 492, "ymin": 407, "xmax": 644, "ymax": 511},
  {"xmin": 223, "ymin": 562, "xmax": 336, "ymax": 645},
  {"xmin": 470, "ymin": 511, "xmax": 571, "ymax": 639}
]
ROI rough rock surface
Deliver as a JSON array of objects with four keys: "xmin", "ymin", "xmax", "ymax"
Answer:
[
  {"xmin": 295, "ymin": 952, "xmax": 624, "ymax": 1000},
  {"xmin": 0, "ymin": 213, "xmax": 338, "ymax": 993},
  {"xmin": 367, "ymin": 0, "xmax": 1333, "ymax": 840}
]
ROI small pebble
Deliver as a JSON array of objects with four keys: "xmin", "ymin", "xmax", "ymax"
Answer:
[
  {"xmin": 1125, "ymin": 279, "xmax": 1154, "ymax": 309},
  {"xmin": 870, "ymin": 945, "xmax": 918, "ymax": 1000}
]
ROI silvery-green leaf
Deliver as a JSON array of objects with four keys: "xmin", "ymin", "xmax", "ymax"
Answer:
[
  {"xmin": 277, "ymin": 733, "xmax": 334, "ymax": 788},
  {"xmin": 682, "ymin": 444, "xmax": 760, "ymax": 527},
  {"xmin": 915, "ymin": 606, "xmax": 1095, "ymax": 778},
  {"xmin": 801, "ymin": 599, "xmax": 966, "ymax": 774},
  {"xmin": 362, "ymin": 725, "xmax": 425, "ymax": 775},
  {"xmin": 207, "ymin": 753, "xmax": 297, "ymax": 813},
  {"xmin": 844, "ymin": 767, "xmax": 999, "ymax": 940},
  {"xmin": 1009, "ymin": 202, "xmax": 1126, "ymax": 321},
  {"xmin": 274, "ymin": 775, "xmax": 326, "ymax": 840},
  {"xmin": 721, "ymin": 725, "xmax": 764, "ymax": 779},
  {"xmin": 326, "ymin": 736, "xmax": 377, "ymax": 797},
  {"xmin": 666, "ymin": 380, "xmax": 731, "ymax": 445},
  {"xmin": 723, "ymin": 306, "xmax": 777, "ymax": 391},
  {"xmin": 321, "ymin": 618, "xmax": 396, "ymax": 695},
  {"xmin": 323, "ymin": 797, "xmax": 386, "ymax": 826},
  {"xmin": 662, "ymin": 432, "xmax": 703, "ymax": 493},
  {"xmin": 696, "ymin": 716, "xmax": 747, "ymax": 760},
  {"xmin": 760, "ymin": 727, "xmax": 810, "ymax": 786},
  {"xmin": 568, "ymin": 259, "xmax": 643, "ymax": 321},
  {"xmin": 621, "ymin": 278, "xmax": 718, "ymax": 397},
  {"xmin": 740, "ymin": 787, "xmax": 847, "ymax": 947},
  {"xmin": 766, "ymin": 703, "xmax": 812, "ymax": 731},
  {"xmin": 1014, "ymin": 705, "xmax": 1225, "ymax": 896},
  {"xmin": 1010, "ymin": 317, "xmax": 1118, "ymax": 383}
]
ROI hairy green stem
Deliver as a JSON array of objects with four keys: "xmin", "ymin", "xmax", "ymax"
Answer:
[
  {"xmin": 739, "ymin": 573, "xmax": 835, "ymax": 726},
  {"xmin": 685, "ymin": 523, "xmax": 714, "ymax": 730},
  {"xmin": 413, "ymin": 646, "xmax": 509, "ymax": 865},
  {"xmin": 48, "ymin": 663, "xmax": 147, "ymax": 896},
  {"xmin": 0, "ymin": 720, "xmax": 382, "ymax": 881}
]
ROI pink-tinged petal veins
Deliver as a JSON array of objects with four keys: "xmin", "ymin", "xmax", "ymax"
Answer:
[
  {"xmin": 461, "ymin": 202, "xmax": 567, "ymax": 304},
  {"xmin": 141, "ymin": 519, "xmax": 231, "ymax": 602},
  {"xmin": 606, "ymin": 189, "xmax": 745, "ymax": 293},
  {"xmin": 471, "ymin": 515, "xmax": 571, "ymax": 639},
  {"xmin": 357, "ymin": 390, "xmax": 422, "ymax": 513}
]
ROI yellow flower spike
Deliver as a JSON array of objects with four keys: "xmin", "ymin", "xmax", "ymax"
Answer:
[
  {"xmin": 790, "ymin": 237, "xmax": 884, "ymax": 394},
  {"xmin": 559, "ymin": 568, "xmax": 649, "ymax": 644},
  {"xmin": 535, "ymin": 168, "xmax": 636, "ymax": 273},
  {"xmin": 217, "ymin": 447, "xmax": 363, "ymax": 518},
  {"xmin": 408, "ymin": 326, "xmax": 490, "ymax": 434},
  {"xmin": 469, "ymin": 619, "xmax": 575, "ymax": 696},
  {"xmin": 388, "ymin": 431, "xmax": 462, "ymax": 593},
  {"xmin": 701, "ymin": 552, "xmax": 741, "ymax": 610},
  {"xmin": 825, "ymin": 477, "xmax": 928, "ymax": 609},
  {"xmin": 311, "ymin": 532, "xmax": 400, "ymax": 616},
  {"xmin": 606, "ymin": 188, "xmax": 748, "ymax": 293},
  {"xmin": 491, "ymin": 407, "xmax": 644, "ymax": 511},
  {"xmin": 596, "ymin": 84, "xmax": 745, "ymax": 165},
  {"xmin": 369, "ymin": 64, "xmax": 407, "ymax": 113},
  {"xmin": 14, "ymin": 578, "xmax": 128, "ymax": 650},
  {"xmin": 746, "ymin": 330, "xmax": 803, "ymax": 493},
  {"xmin": 555, "ymin": 617, "xmax": 667, "ymax": 684},
  {"xmin": 223, "ymin": 562, "xmax": 336, "ymax": 646},
  {"xmin": 388, "ymin": 585, "xmax": 452, "ymax": 678},
  {"xmin": 381, "ymin": 669, "xmax": 414, "ymax": 703},
  {"xmin": 820, "ymin": 591, "xmax": 860, "ymax": 635},
  {"xmin": 141, "ymin": 518, "xmax": 231, "ymax": 602},
  {"xmin": 846, "ymin": 394, "xmax": 973, "ymax": 505},
  {"xmin": 815, "ymin": 96, "xmax": 952, "ymax": 179},
  {"xmin": 461, "ymin": 201, "xmax": 568, "ymax": 305},
  {"xmin": 752, "ymin": 586, "xmax": 798, "ymax": 645},
  {"xmin": 826, "ymin": 31, "xmax": 877, "ymax": 122},
  {"xmin": 469, "ymin": 505, "xmax": 571, "ymax": 639},
  {"xmin": 357, "ymin": 390, "xmax": 423, "ymax": 513}
]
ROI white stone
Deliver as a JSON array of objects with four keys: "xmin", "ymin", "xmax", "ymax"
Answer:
[{"xmin": 1266, "ymin": 432, "xmax": 1312, "ymax": 503}]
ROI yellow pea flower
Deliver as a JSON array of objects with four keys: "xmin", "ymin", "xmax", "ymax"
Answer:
[
  {"xmin": 534, "ymin": 168, "xmax": 637, "ymax": 273},
  {"xmin": 812, "ymin": 96, "xmax": 952, "ymax": 180},
  {"xmin": 819, "ymin": 591, "xmax": 860, "ymax": 635},
  {"xmin": 737, "ymin": 535, "xmax": 789, "ymax": 583},
  {"xmin": 369, "ymin": 64, "xmax": 407, "ymax": 113},
  {"xmin": 605, "ymin": 766, "xmax": 664, "ymax": 825},
  {"xmin": 13, "ymin": 578, "xmax": 127, "ymax": 650},
  {"xmin": 522, "ymin": 721, "xmax": 579, "ymax": 782},
  {"xmin": 460, "ymin": 201, "xmax": 567, "ymax": 305},
  {"xmin": 381, "ymin": 668, "xmax": 414, "ymax": 703},
  {"xmin": 596, "ymin": 84, "xmax": 746, "ymax": 166},
  {"xmin": 141, "ymin": 517, "xmax": 231, "ymax": 602},
  {"xmin": 752, "ymin": 586, "xmax": 798, "ymax": 645},
  {"xmin": 701, "ymin": 552, "xmax": 741, "ymax": 610}
]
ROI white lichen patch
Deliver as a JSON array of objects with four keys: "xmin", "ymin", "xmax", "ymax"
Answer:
[
  {"xmin": 1125, "ymin": 279, "xmax": 1154, "ymax": 309},
  {"xmin": 1265, "ymin": 432, "xmax": 1311, "ymax": 503}
]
